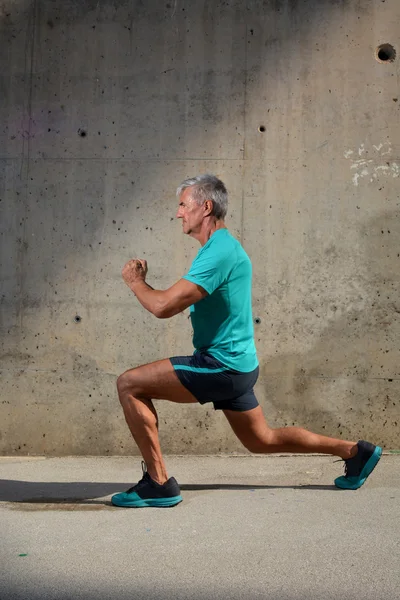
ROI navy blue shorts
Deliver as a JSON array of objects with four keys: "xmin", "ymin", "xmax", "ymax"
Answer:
[{"xmin": 170, "ymin": 352, "xmax": 259, "ymax": 412}]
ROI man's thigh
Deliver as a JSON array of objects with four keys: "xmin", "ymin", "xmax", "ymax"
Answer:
[
  {"xmin": 118, "ymin": 358, "xmax": 198, "ymax": 403},
  {"xmin": 222, "ymin": 405, "xmax": 271, "ymax": 449}
]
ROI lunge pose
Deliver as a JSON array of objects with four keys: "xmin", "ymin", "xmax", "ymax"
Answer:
[{"xmin": 111, "ymin": 174, "xmax": 382, "ymax": 508}]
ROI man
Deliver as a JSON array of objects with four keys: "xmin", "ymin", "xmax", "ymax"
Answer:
[{"xmin": 111, "ymin": 174, "xmax": 382, "ymax": 508}]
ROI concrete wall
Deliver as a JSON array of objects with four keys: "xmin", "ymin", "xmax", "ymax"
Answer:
[{"xmin": 1, "ymin": 0, "xmax": 399, "ymax": 455}]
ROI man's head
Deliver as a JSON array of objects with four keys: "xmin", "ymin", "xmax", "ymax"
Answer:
[{"xmin": 176, "ymin": 174, "xmax": 228, "ymax": 236}]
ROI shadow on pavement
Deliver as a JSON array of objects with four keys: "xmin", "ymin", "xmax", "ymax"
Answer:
[{"xmin": 0, "ymin": 479, "xmax": 339, "ymax": 503}]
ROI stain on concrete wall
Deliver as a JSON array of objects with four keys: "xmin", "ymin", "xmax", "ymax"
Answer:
[{"xmin": 1, "ymin": 0, "xmax": 399, "ymax": 454}]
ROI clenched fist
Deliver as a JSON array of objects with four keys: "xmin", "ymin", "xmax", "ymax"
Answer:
[{"xmin": 122, "ymin": 259, "xmax": 148, "ymax": 288}]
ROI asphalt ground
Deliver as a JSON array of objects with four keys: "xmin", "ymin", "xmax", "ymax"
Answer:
[{"xmin": 1, "ymin": 454, "xmax": 399, "ymax": 600}]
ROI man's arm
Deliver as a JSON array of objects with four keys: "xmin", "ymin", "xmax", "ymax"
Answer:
[
  {"xmin": 121, "ymin": 259, "xmax": 207, "ymax": 318},
  {"xmin": 130, "ymin": 278, "xmax": 207, "ymax": 318}
]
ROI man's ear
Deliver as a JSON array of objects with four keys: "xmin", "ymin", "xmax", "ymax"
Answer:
[{"xmin": 204, "ymin": 200, "xmax": 213, "ymax": 216}]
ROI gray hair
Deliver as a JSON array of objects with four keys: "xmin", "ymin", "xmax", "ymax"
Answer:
[{"xmin": 176, "ymin": 174, "xmax": 228, "ymax": 220}]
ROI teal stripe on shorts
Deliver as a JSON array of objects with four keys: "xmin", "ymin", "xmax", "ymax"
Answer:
[{"xmin": 172, "ymin": 365, "xmax": 227, "ymax": 374}]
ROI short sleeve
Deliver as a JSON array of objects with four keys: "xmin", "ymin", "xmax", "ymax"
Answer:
[{"xmin": 183, "ymin": 247, "xmax": 233, "ymax": 295}]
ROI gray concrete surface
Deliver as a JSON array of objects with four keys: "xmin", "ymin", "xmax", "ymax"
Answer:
[
  {"xmin": 1, "ymin": 454, "xmax": 399, "ymax": 599},
  {"xmin": 1, "ymin": 0, "xmax": 400, "ymax": 455}
]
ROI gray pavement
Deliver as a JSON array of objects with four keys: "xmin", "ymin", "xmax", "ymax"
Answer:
[{"xmin": 0, "ymin": 454, "xmax": 399, "ymax": 600}]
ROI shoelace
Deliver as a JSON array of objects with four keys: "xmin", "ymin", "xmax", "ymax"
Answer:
[
  {"xmin": 334, "ymin": 454, "xmax": 361, "ymax": 477},
  {"xmin": 333, "ymin": 458, "xmax": 349, "ymax": 476},
  {"xmin": 126, "ymin": 461, "xmax": 149, "ymax": 493}
]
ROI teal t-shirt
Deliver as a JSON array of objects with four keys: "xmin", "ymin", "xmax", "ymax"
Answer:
[{"xmin": 183, "ymin": 229, "xmax": 258, "ymax": 373}]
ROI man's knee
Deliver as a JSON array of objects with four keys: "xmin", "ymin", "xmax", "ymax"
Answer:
[
  {"xmin": 116, "ymin": 369, "xmax": 141, "ymax": 399},
  {"xmin": 241, "ymin": 429, "xmax": 275, "ymax": 453},
  {"xmin": 243, "ymin": 439, "xmax": 265, "ymax": 454}
]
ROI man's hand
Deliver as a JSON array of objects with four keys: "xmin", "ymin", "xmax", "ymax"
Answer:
[
  {"xmin": 122, "ymin": 259, "xmax": 148, "ymax": 289},
  {"xmin": 121, "ymin": 259, "xmax": 207, "ymax": 318}
]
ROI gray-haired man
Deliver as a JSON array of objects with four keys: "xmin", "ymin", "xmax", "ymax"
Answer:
[{"xmin": 111, "ymin": 174, "xmax": 382, "ymax": 508}]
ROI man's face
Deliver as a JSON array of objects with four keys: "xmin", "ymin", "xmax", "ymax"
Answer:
[{"xmin": 176, "ymin": 187, "xmax": 208, "ymax": 235}]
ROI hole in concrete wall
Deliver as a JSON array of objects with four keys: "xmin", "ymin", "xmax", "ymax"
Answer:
[
  {"xmin": 254, "ymin": 317, "xmax": 261, "ymax": 324},
  {"xmin": 74, "ymin": 315, "xmax": 82, "ymax": 323},
  {"xmin": 375, "ymin": 44, "xmax": 396, "ymax": 63},
  {"xmin": 78, "ymin": 129, "xmax": 87, "ymax": 137},
  {"xmin": 258, "ymin": 125, "xmax": 266, "ymax": 133}
]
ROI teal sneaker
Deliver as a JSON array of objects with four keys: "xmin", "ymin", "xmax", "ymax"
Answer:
[
  {"xmin": 111, "ymin": 462, "xmax": 182, "ymax": 508},
  {"xmin": 334, "ymin": 440, "xmax": 382, "ymax": 490}
]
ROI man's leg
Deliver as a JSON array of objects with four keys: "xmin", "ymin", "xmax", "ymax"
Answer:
[
  {"xmin": 223, "ymin": 405, "xmax": 383, "ymax": 489},
  {"xmin": 223, "ymin": 406, "xmax": 356, "ymax": 459},
  {"xmin": 116, "ymin": 358, "xmax": 197, "ymax": 484}
]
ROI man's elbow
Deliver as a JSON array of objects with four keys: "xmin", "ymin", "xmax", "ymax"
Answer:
[
  {"xmin": 153, "ymin": 303, "xmax": 179, "ymax": 319},
  {"xmin": 153, "ymin": 304, "xmax": 173, "ymax": 319}
]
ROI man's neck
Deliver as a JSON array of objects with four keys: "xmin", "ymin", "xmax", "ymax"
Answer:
[{"xmin": 192, "ymin": 220, "xmax": 226, "ymax": 246}]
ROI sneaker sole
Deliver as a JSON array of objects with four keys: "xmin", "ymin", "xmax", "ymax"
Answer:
[
  {"xmin": 334, "ymin": 446, "xmax": 382, "ymax": 490},
  {"xmin": 111, "ymin": 495, "xmax": 183, "ymax": 508}
]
